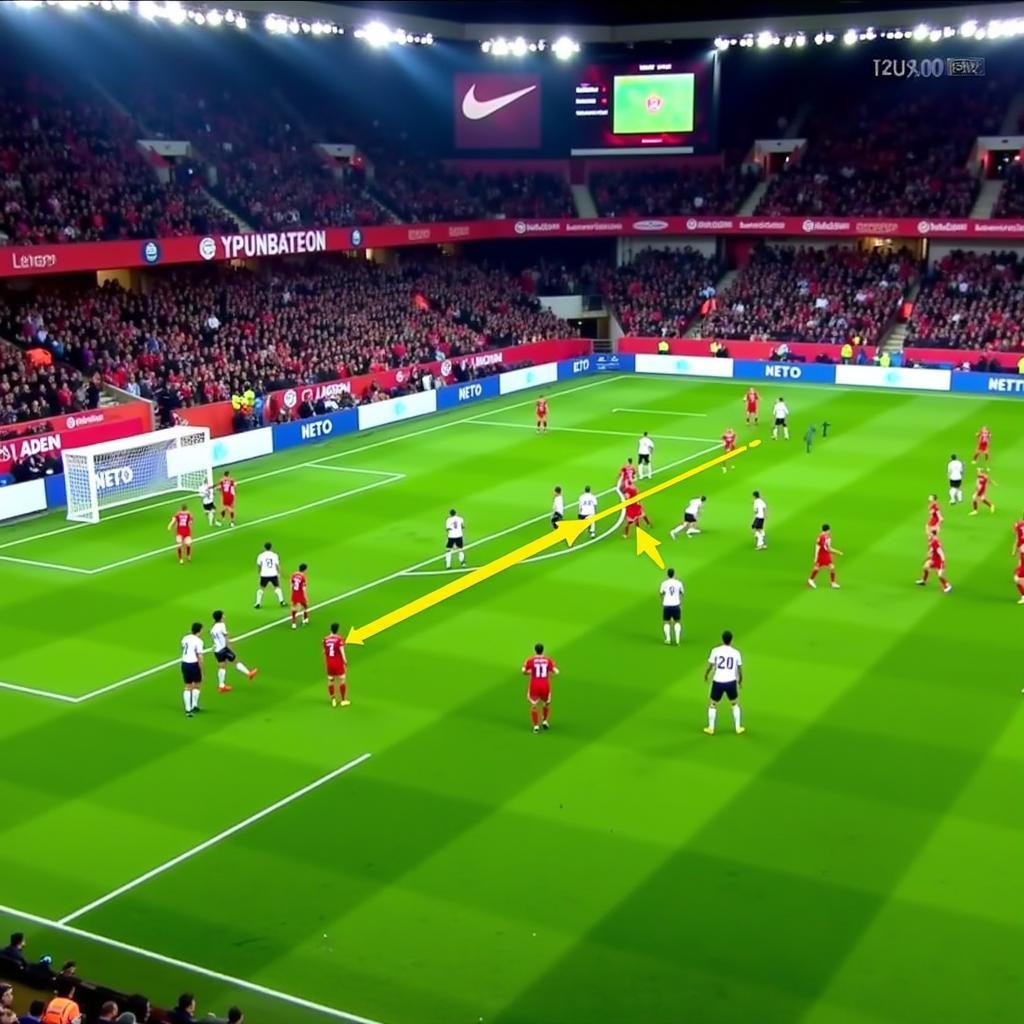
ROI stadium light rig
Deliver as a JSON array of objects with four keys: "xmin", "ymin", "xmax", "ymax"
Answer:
[{"xmin": 481, "ymin": 34, "xmax": 579, "ymax": 58}]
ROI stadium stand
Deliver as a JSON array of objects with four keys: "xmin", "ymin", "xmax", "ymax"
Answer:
[
  {"xmin": 590, "ymin": 166, "xmax": 760, "ymax": 216},
  {"xmin": 993, "ymin": 162, "xmax": 1024, "ymax": 218},
  {"xmin": 697, "ymin": 244, "xmax": 915, "ymax": 344},
  {"xmin": 905, "ymin": 249, "xmax": 1024, "ymax": 350}
]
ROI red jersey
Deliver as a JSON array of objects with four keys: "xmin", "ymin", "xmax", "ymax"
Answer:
[
  {"xmin": 291, "ymin": 572, "xmax": 307, "ymax": 597},
  {"xmin": 815, "ymin": 531, "xmax": 833, "ymax": 564},
  {"xmin": 173, "ymin": 511, "xmax": 193, "ymax": 534},
  {"xmin": 928, "ymin": 537, "xmax": 945, "ymax": 563},
  {"xmin": 1015, "ymin": 520, "xmax": 1024, "ymax": 549},
  {"xmin": 323, "ymin": 634, "xmax": 346, "ymax": 671},
  {"xmin": 745, "ymin": 388, "xmax": 759, "ymax": 409},
  {"xmin": 523, "ymin": 655, "xmax": 556, "ymax": 682},
  {"xmin": 976, "ymin": 428, "xmax": 991, "ymax": 449},
  {"xmin": 620, "ymin": 464, "xmax": 637, "ymax": 488},
  {"xmin": 623, "ymin": 483, "xmax": 638, "ymax": 500},
  {"xmin": 626, "ymin": 499, "xmax": 643, "ymax": 521},
  {"xmin": 536, "ymin": 399, "xmax": 548, "ymax": 418},
  {"xmin": 722, "ymin": 429, "xmax": 737, "ymax": 451},
  {"xmin": 220, "ymin": 477, "xmax": 236, "ymax": 503},
  {"xmin": 976, "ymin": 472, "xmax": 990, "ymax": 495},
  {"xmin": 927, "ymin": 502, "xmax": 942, "ymax": 530}
]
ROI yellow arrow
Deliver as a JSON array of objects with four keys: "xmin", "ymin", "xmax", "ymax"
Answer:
[
  {"xmin": 347, "ymin": 518, "xmax": 590, "ymax": 645},
  {"xmin": 346, "ymin": 438, "xmax": 760, "ymax": 645},
  {"xmin": 635, "ymin": 527, "xmax": 665, "ymax": 569}
]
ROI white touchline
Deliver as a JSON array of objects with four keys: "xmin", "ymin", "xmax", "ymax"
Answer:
[
  {"xmin": 0, "ymin": 375, "xmax": 619, "ymax": 554},
  {"xmin": 58, "ymin": 752, "xmax": 371, "ymax": 925},
  {"xmin": 0, "ymin": 554, "xmax": 93, "ymax": 574},
  {"xmin": 612, "ymin": 407, "xmax": 708, "ymax": 417},
  {"xmin": 469, "ymin": 419, "xmax": 719, "ymax": 444},
  {"xmin": 0, "ymin": 902, "xmax": 384, "ymax": 1024}
]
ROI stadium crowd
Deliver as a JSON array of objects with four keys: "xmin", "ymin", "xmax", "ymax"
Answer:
[
  {"xmin": 0, "ymin": 340, "xmax": 90, "ymax": 429},
  {"xmin": 993, "ymin": 162, "xmax": 1024, "ymax": 219},
  {"xmin": 697, "ymin": 244, "xmax": 915, "ymax": 344},
  {"xmin": 0, "ymin": 259, "xmax": 569, "ymax": 424},
  {"xmin": 905, "ymin": 249, "xmax": 1024, "ymax": 351},
  {"xmin": 590, "ymin": 166, "xmax": 760, "ymax": 217}
]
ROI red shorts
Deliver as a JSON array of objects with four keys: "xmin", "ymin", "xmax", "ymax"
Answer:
[
  {"xmin": 176, "ymin": 530, "xmax": 191, "ymax": 541},
  {"xmin": 222, "ymin": 496, "xmax": 235, "ymax": 508},
  {"xmin": 292, "ymin": 594, "xmax": 308, "ymax": 608},
  {"xmin": 724, "ymin": 443, "xmax": 736, "ymax": 453},
  {"xmin": 815, "ymin": 555, "xmax": 833, "ymax": 568},
  {"xmin": 928, "ymin": 558, "xmax": 945, "ymax": 571},
  {"xmin": 528, "ymin": 680, "xmax": 551, "ymax": 703},
  {"xmin": 976, "ymin": 443, "xmax": 989, "ymax": 452},
  {"xmin": 746, "ymin": 404, "xmax": 757, "ymax": 414},
  {"xmin": 536, "ymin": 410, "xmax": 547, "ymax": 420},
  {"xmin": 326, "ymin": 658, "xmax": 346, "ymax": 678},
  {"xmin": 1016, "ymin": 562, "xmax": 1024, "ymax": 579},
  {"xmin": 975, "ymin": 488, "xmax": 988, "ymax": 499},
  {"xmin": 626, "ymin": 513, "xmax": 642, "ymax": 525}
]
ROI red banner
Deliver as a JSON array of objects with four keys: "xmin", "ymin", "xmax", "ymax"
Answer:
[
  {"xmin": 5, "ymin": 217, "xmax": 1024, "ymax": 279},
  {"xmin": 0, "ymin": 401, "xmax": 154, "ymax": 442},
  {"xmin": 266, "ymin": 338, "xmax": 589, "ymax": 421},
  {"xmin": 619, "ymin": 336, "xmax": 1024, "ymax": 370},
  {"xmin": 175, "ymin": 402, "xmax": 237, "ymax": 439},
  {"xmin": 0, "ymin": 415, "xmax": 146, "ymax": 475}
]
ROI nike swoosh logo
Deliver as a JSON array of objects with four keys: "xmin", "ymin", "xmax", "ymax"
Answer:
[{"xmin": 461, "ymin": 84, "xmax": 537, "ymax": 121}]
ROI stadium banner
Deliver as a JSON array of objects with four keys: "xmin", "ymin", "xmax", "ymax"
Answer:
[
  {"xmin": 357, "ymin": 390, "xmax": 438, "ymax": 432},
  {"xmin": 210, "ymin": 428, "xmax": 274, "ymax": 467},
  {"xmin": 498, "ymin": 362, "xmax": 560, "ymax": 395},
  {"xmin": 264, "ymin": 339, "xmax": 589, "ymax": 423},
  {"xmin": 634, "ymin": 354, "xmax": 735, "ymax": 379},
  {"xmin": 0, "ymin": 416, "xmax": 146, "ymax": 476},
  {"xmin": 6, "ymin": 219, "xmax": 1024, "ymax": 279},
  {"xmin": 435, "ymin": 376, "xmax": 501, "ymax": 410},
  {"xmin": 620, "ymin": 337, "xmax": 864, "ymax": 362},
  {"xmin": 0, "ymin": 478, "xmax": 48, "ymax": 523},
  {"xmin": 834, "ymin": 365, "xmax": 951, "ymax": 391},
  {"xmin": 593, "ymin": 353, "xmax": 635, "ymax": 373},
  {"xmin": 0, "ymin": 401, "xmax": 154, "ymax": 443},
  {"xmin": 176, "ymin": 401, "xmax": 236, "ymax": 439},
  {"xmin": 950, "ymin": 373, "xmax": 1024, "ymax": 397},
  {"xmin": 556, "ymin": 355, "xmax": 598, "ymax": 380},
  {"xmin": 902, "ymin": 347, "xmax": 1024, "ymax": 372},
  {"xmin": 271, "ymin": 409, "xmax": 359, "ymax": 452},
  {"xmin": 733, "ymin": 360, "xmax": 836, "ymax": 384}
]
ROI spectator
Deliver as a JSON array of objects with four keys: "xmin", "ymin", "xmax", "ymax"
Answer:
[
  {"xmin": 0, "ymin": 934, "xmax": 25, "ymax": 965},
  {"xmin": 19, "ymin": 1000, "xmax": 45, "ymax": 1024},
  {"xmin": 167, "ymin": 994, "xmax": 195, "ymax": 1024},
  {"xmin": 225, "ymin": 1010, "xmax": 243, "ymax": 1024},
  {"xmin": 95, "ymin": 1003, "xmax": 118, "ymax": 1023},
  {"xmin": 122, "ymin": 997, "xmax": 148, "ymax": 1024},
  {"xmin": 2, "ymin": 1010, "xmax": 19, "ymax": 1024},
  {"xmin": 40, "ymin": 976, "xmax": 80, "ymax": 1024},
  {"xmin": 0, "ymin": 987, "xmax": 12, "ymax": 1012},
  {"xmin": 114, "ymin": 1017, "xmax": 135, "ymax": 1024}
]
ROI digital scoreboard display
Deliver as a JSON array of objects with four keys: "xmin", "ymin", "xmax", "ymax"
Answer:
[{"xmin": 572, "ymin": 58, "xmax": 717, "ymax": 155}]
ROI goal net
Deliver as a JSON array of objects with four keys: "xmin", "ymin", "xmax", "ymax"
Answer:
[{"xmin": 62, "ymin": 426, "xmax": 212, "ymax": 524}]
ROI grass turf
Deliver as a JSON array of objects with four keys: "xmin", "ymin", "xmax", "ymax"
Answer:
[{"xmin": 0, "ymin": 374, "xmax": 1021, "ymax": 1024}]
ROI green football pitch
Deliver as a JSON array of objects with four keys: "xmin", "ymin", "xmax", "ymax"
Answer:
[{"xmin": 1, "ymin": 373, "xmax": 1021, "ymax": 1024}]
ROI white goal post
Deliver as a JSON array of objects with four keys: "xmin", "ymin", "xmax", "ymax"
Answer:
[{"xmin": 62, "ymin": 426, "xmax": 213, "ymax": 524}]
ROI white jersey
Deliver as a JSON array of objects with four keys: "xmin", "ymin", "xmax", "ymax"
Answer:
[
  {"xmin": 638, "ymin": 436, "xmax": 655, "ymax": 457},
  {"xmin": 708, "ymin": 644, "xmax": 742, "ymax": 682},
  {"xmin": 552, "ymin": 493, "xmax": 565, "ymax": 516},
  {"xmin": 578, "ymin": 492, "xmax": 598, "ymax": 517},
  {"xmin": 685, "ymin": 498, "xmax": 703, "ymax": 519},
  {"xmin": 445, "ymin": 515, "xmax": 465, "ymax": 539},
  {"xmin": 947, "ymin": 458, "xmax": 965, "ymax": 482},
  {"xmin": 773, "ymin": 401, "xmax": 789, "ymax": 421},
  {"xmin": 660, "ymin": 578, "xmax": 684, "ymax": 607},
  {"xmin": 199, "ymin": 482, "xmax": 214, "ymax": 504},
  {"xmin": 180, "ymin": 634, "xmax": 204, "ymax": 663},
  {"xmin": 753, "ymin": 497, "xmax": 767, "ymax": 519},
  {"xmin": 210, "ymin": 622, "xmax": 229, "ymax": 653},
  {"xmin": 257, "ymin": 550, "xmax": 280, "ymax": 577}
]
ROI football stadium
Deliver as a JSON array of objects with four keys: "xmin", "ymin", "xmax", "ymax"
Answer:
[{"xmin": 0, "ymin": 2, "xmax": 1022, "ymax": 1023}]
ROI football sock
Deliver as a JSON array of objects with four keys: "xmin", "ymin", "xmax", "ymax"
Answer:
[
  {"xmin": 663, "ymin": 624, "xmax": 671, "ymax": 642},
  {"xmin": 674, "ymin": 622, "xmax": 682, "ymax": 643},
  {"xmin": 183, "ymin": 690, "xmax": 191, "ymax": 712},
  {"xmin": 920, "ymin": 569, "xmax": 929, "ymax": 582},
  {"xmin": 542, "ymin": 705, "xmax": 550, "ymax": 722},
  {"xmin": 255, "ymin": 590, "xmax": 263, "ymax": 607},
  {"xmin": 670, "ymin": 527, "xmax": 680, "ymax": 538},
  {"xmin": 444, "ymin": 552, "xmax": 452, "ymax": 568},
  {"xmin": 707, "ymin": 706, "xmax": 717, "ymax": 730},
  {"xmin": 458, "ymin": 551, "xmax": 465, "ymax": 565},
  {"xmin": 784, "ymin": 428, "xmax": 790, "ymax": 439},
  {"xmin": 732, "ymin": 705, "xmax": 742, "ymax": 730},
  {"xmin": 218, "ymin": 668, "xmax": 227, "ymax": 687},
  {"xmin": 339, "ymin": 682, "xmax": 347, "ymax": 701},
  {"xmin": 190, "ymin": 689, "xmax": 199, "ymax": 711},
  {"xmin": 531, "ymin": 706, "xmax": 539, "ymax": 726},
  {"xmin": 328, "ymin": 684, "xmax": 335, "ymax": 697},
  {"xmin": 274, "ymin": 587, "xmax": 284, "ymax": 603},
  {"xmin": 236, "ymin": 662, "xmax": 249, "ymax": 675}
]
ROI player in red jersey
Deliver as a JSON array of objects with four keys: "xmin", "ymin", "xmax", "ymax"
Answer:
[
  {"xmin": 973, "ymin": 426, "xmax": 991, "ymax": 464},
  {"xmin": 219, "ymin": 471, "xmax": 237, "ymax": 526},
  {"xmin": 166, "ymin": 505, "xmax": 193, "ymax": 564},
  {"xmin": 522, "ymin": 642, "xmax": 558, "ymax": 733},
  {"xmin": 916, "ymin": 535, "xmax": 952, "ymax": 594},
  {"xmin": 969, "ymin": 468, "xmax": 995, "ymax": 515},
  {"xmin": 808, "ymin": 523, "xmax": 843, "ymax": 589},
  {"xmin": 745, "ymin": 387, "xmax": 760, "ymax": 425},
  {"xmin": 323, "ymin": 623, "xmax": 349, "ymax": 707},
  {"xmin": 535, "ymin": 395, "xmax": 548, "ymax": 434},
  {"xmin": 622, "ymin": 483, "xmax": 652, "ymax": 538},
  {"xmin": 1014, "ymin": 541, "xmax": 1024, "ymax": 606},
  {"xmin": 721, "ymin": 427, "xmax": 737, "ymax": 472},
  {"xmin": 926, "ymin": 494, "xmax": 943, "ymax": 537},
  {"xmin": 1013, "ymin": 515, "xmax": 1024, "ymax": 556},
  {"xmin": 618, "ymin": 457, "xmax": 637, "ymax": 491},
  {"xmin": 290, "ymin": 562, "xmax": 309, "ymax": 629}
]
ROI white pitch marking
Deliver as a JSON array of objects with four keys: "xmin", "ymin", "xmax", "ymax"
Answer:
[
  {"xmin": 612, "ymin": 407, "xmax": 708, "ymax": 417},
  {"xmin": 300, "ymin": 464, "xmax": 399, "ymax": 476},
  {"xmin": 59, "ymin": 753, "xmax": 371, "ymax": 925},
  {"xmin": 0, "ymin": 554, "xmax": 94, "ymax": 574},
  {"xmin": 0, "ymin": 680, "xmax": 80, "ymax": 704},
  {"xmin": 468, "ymin": 419, "xmax": 719, "ymax": 444},
  {"xmin": 0, "ymin": 902, "xmax": 384, "ymax": 1024}
]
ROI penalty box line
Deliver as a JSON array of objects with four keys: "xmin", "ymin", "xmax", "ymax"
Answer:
[{"xmin": 0, "ymin": 437, "xmax": 718, "ymax": 707}]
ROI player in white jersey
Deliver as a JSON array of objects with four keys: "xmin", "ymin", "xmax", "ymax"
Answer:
[
  {"xmin": 660, "ymin": 568, "xmax": 684, "ymax": 645},
  {"xmin": 637, "ymin": 431, "xmax": 655, "ymax": 480},
  {"xmin": 578, "ymin": 486, "xmax": 599, "ymax": 538},
  {"xmin": 210, "ymin": 610, "xmax": 258, "ymax": 692},
  {"xmin": 254, "ymin": 541, "xmax": 285, "ymax": 608},
  {"xmin": 704, "ymin": 629, "xmax": 744, "ymax": 735},
  {"xmin": 751, "ymin": 490, "xmax": 768, "ymax": 550},
  {"xmin": 947, "ymin": 453, "xmax": 965, "ymax": 504},
  {"xmin": 445, "ymin": 508, "xmax": 466, "ymax": 568},
  {"xmin": 670, "ymin": 496, "xmax": 706, "ymax": 539},
  {"xmin": 551, "ymin": 486, "xmax": 565, "ymax": 529},
  {"xmin": 772, "ymin": 398, "xmax": 790, "ymax": 441},
  {"xmin": 180, "ymin": 621, "xmax": 204, "ymax": 718},
  {"xmin": 199, "ymin": 481, "xmax": 216, "ymax": 526}
]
